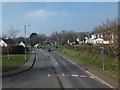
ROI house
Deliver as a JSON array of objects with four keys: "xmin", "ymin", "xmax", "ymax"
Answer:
[
  {"xmin": 67, "ymin": 39, "xmax": 76, "ymax": 46},
  {"xmin": 3, "ymin": 38, "xmax": 16, "ymax": 46},
  {"xmin": 0, "ymin": 39, "xmax": 7, "ymax": 47},
  {"xmin": 19, "ymin": 41, "xmax": 25, "ymax": 47},
  {"xmin": 34, "ymin": 44, "xmax": 39, "ymax": 48},
  {"xmin": 84, "ymin": 27, "xmax": 117, "ymax": 45}
]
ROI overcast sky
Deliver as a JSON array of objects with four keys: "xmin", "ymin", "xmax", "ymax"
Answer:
[{"xmin": 2, "ymin": 2, "xmax": 118, "ymax": 37}]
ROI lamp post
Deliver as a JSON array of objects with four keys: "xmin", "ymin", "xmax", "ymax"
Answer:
[{"xmin": 24, "ymin": 25, "xmax": 30, "ymax": 61}]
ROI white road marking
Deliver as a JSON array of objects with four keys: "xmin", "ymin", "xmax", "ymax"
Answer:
[
  {"xmin": 60, "ymin": 55, "xmax": 77, "ymax": 65},
  {"xmin": 71, "ymin": 75, "xmax": 79, "ymax": 77},
  {"xmin": 85, "ymin": 71, "xmax": 114, "ymax": 88},
  {"xmin": 80, "ymin": 75, "xmax": 87, "ymax": 78},
  {"xmin": 55, "ymin": 60, "xmax": 59, "ymax": 66},
  {"xmin": 62, "ymin": 73, "xmax": 65, "ymax": 76},
  {"xmin": 89, "ymin": 76, "xmax": 95, "ymax": 79},
  {"xmin": 48, "ymin": 74, "xmax": 50, "ymax": 77},
  {"xmin": 48, "ymin": 73, "xmax": 94, "ymax": 79},
  {"xmin": 57, "ymin": 53, "xmax": 115, "ymax": 88},
  {"xmin": 49, "ymin": 56, "xmax": 59, "ymax": 70}
]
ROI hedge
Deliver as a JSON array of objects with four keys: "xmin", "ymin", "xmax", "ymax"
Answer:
[
  {"xmin": 2, "ymin": 45, "xmax": 30, "ymax": 54},
  {"xmin": 65, "ymin": 44, "xmax": 117, "ymax": 58}
]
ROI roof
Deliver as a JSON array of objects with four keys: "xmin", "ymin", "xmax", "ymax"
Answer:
[
  {"xmin": 2, "ymin": 38, "xmax": 15, "ymax": 45},
  {"xmin": 19, "ymin": 41, "xmax": 25, "ymax": 47},
  {"xmin": 0, "ymin": 40, "xmax": 7, "ymax": 47}
]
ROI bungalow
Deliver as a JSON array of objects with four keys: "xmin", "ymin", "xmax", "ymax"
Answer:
[
  {"xmin": 0, "ymin": 39, "xmax": 7, "ymax": 47},
  {"xmin": 3, "ymin": 38, "xmax": 16, "ymax": 46},
  {"xmin": 19, "ymin": 41, "xmax": 25, "ymax": 47},
  {"xmin": 34, "ymin": 44, "xmax": 39, "ymax": 48}
]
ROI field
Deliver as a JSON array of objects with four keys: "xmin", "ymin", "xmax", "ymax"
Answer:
[{"xmin": 2, "ymin": 54, "xmax": 31, "ymax": 72}]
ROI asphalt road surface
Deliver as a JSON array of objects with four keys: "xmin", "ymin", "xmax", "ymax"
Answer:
[{"xmin": 2, "ymin": 49, "xmax": 111, "ymax": 89}]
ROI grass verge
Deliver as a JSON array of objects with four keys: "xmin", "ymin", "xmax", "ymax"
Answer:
[{"xmin": 2, "ymin": 54, "xmax": 31, "ymax": 72}]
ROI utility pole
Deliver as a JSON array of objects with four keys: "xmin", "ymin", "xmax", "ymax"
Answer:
[
  {"xmin": 58, "ymin": 37, "xmax": 59, "ymax": 51},
  {"xmin": 24, "ymin": 25, "xmax": 30, "ymax": 61},
  {"xmin": 100, "ymin": 47, "xmax": 105, "ymax": 70},
  {"xmin": 118, "ymin": 17, "xmax": 120, "ymax": 90},
  {"xmin": 24, "ymin": 25, "xmax": 27, "ymax": 61}
]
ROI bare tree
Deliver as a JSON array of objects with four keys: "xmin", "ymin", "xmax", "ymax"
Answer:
[{"xmin": 7, "ymin": 26, "xmax": 19, "ymax": 39}]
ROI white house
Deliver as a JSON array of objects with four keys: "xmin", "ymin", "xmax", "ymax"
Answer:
[
  {"xmin": 84, "ymin": 33, "xmax": 112, "ymax": 44},
  {"xmin": 67, "ymin": 39, "xmax": 76, "ymax": 46},
  {"xmin": 19, "ymin": 41, "xmax": 25, "ymax": 47},
  {"xmin": 0, "ymin": 40, "xmax": 7, "ymax": 47},
  {"xmin": 94, "ymin": 38, "xmax": 104, "ymax": 44},
  {"xmin": 34, "ymin": 44, "xmax": 39, "ymax": 48},
  {"xmin": 67, "ymin": 39, "xmax": 70, "ymax": 44},
  {"xmin": 77, "ymin": 38, "xmax": 83, "ymax": 44}
]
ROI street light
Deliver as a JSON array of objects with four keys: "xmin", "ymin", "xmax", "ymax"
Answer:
[{"xmin": 24, "ymin": 25, "xmax": 30, "ymax": 61}]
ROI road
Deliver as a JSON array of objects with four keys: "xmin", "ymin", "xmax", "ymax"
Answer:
[{"xmin": 2, "ymin": 49, "xmax": 111, "ymax": 89}]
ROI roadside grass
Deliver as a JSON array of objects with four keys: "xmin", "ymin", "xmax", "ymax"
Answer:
[
  {"xmin": 54, "ymin": 46, "xmax": 118, "ymax": 79},
  {"xmin": 2, "ymin": 54, "xmax": 31, "ymax": 72}
]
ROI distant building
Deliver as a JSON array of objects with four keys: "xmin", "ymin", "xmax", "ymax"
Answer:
[
  {"xmin": 84, "ymin": 28, "xmax": 117, "ymax": 44},
  {"xmin": 0, "ymin": 39, "xmax": 7, "ymax": 47},
  {"xmin": 34, "ymin": 44, "xmax": 39, "ymax": 48},
  {"xmin": 3, "ymin": 38, "xmax": 16, "ymax": 46},
  {"xmin": 19, "ymin": 41, "xmax": 25, "ymax": 47},
  {"xmin": 67, "ymin": 39, "xmax": 76, "ymax": 46}
]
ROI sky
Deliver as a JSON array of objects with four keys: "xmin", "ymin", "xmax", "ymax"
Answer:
[
  {"xmin": 1, "ymin": 0, "xmax": 120, "ymax": 2},
  {"xmin": 2, "ymin": 2, "xmax": 118, "ymax": 37}
]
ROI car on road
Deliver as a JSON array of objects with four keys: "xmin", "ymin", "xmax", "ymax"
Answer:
[{"xmin": 48, "ymin": 48, "xmax": 51, "ymax": 52}]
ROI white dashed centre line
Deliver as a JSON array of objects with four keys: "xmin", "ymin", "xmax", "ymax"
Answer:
[
  {"xmin": 71, "ymin": 75, "xmax": 79, "ymax": 77},
  {"xmin": 80, "ymin": 75, "xmax": 87, "ymax": 78},
  {"xmin": 62, "ymin": 73, "xmax": 65, "ymax": 76},
  {"xmin": 48, "ymin": 74, "xmax": 50, "ymax": 77}
]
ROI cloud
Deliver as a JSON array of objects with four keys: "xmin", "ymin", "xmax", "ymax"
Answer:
[{"xmin": 25, "ymin": 9, "xmax": 68, "ymax": 19}]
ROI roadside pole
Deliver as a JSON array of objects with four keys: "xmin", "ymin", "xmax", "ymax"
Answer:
[
  {"xmin": 24, "ymin": 25, "xmax": 30, "ymax": 62},
  {"xmin": 24, "ymin": 25, "xmax": 26, "ymax": 61},
  {"xmin": 118, "ymin": 11, "xmax": 120, "ymax": 90},
  {"xmin": 100, "ymin": 47, "xmax": 105, "ymax": 71},
  {"xmin": 118, "ymin": 3, "xmax": 120, "ymax": 89},
  {"xmin": 7, "ymin": 43, "xmax": 9, "ymax": 60},
  {"xmin": 118, "ymin": 24, "xmax": 120, "ymax": 90}
]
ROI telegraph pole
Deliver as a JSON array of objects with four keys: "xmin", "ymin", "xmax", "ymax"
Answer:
[
  {"xmin": 24, "ymin": 25, "xmax": 27, "ymax": 61},
  {"xmin": 24, "ymin": 25, "xmax": 30, "ymax": 61},
  {"xmin": 117, "ymin": 3, "xmax": 120, "ymax": 88}
]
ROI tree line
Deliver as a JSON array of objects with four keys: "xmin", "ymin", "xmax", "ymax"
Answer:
[{"xmin": 2, "ymin": 18, "xmax": 118, "ymax": 47}]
